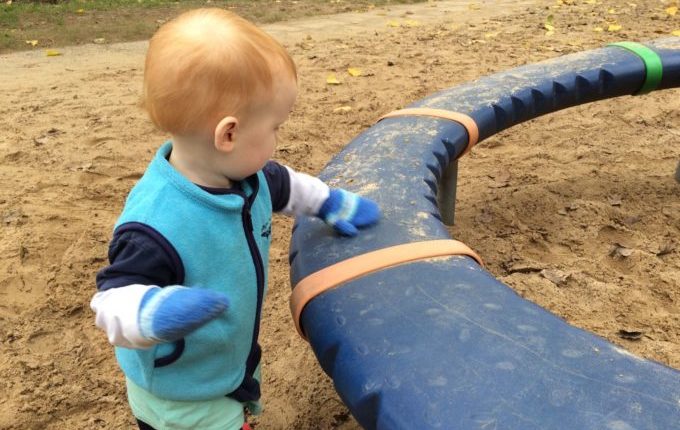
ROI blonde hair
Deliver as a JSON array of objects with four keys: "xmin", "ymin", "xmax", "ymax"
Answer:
[{"xmin": 143, "ymin": 8, "xmax": 297, "ymax": 136}]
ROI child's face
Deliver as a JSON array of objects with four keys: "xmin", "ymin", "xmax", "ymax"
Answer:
[{"xmin": 226, "ymin": 77, "xmax": 298, "ymax": 180}]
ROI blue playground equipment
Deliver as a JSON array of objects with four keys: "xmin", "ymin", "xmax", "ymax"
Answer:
[{"xmin": 289, "ymin": 38, "xmax": 680, "ymax": 429}]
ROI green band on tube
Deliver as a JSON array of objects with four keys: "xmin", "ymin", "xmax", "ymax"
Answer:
[{"xmin": 608, "ymin": 41, "xmax": 663, "ymax": 95}]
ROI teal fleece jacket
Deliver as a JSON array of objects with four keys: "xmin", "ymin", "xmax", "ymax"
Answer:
[{"xmin": 114, "ymin": 142, "xmax": 272, "ymax": 401}]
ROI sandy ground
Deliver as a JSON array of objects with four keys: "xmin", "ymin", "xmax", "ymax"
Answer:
[{"xmin": 1, "ymin": 0, "xmax": 679, "ymax": 428}]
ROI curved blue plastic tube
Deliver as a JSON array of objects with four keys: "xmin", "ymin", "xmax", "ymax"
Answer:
[{"xmin": 289, "ymin": 38, "xmax": 680, "ymax": 429}]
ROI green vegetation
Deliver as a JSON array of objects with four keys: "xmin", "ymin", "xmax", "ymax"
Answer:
[{"xmin": 0, "ymin": 0, "xmax": 424, "ymax": 53}]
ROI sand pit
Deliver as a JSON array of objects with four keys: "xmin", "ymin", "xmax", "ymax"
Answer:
[{"xmin": 1, "ymin": 0, "xmax": 678, "ymax": 428}]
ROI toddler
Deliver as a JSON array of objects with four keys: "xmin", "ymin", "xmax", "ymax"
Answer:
[{"xmin": 91, "ymin": 8, "xmax": 379, "ymax": 430}]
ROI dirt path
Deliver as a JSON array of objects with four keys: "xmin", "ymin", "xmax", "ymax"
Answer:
[
  {"xmin": 1, "ymin": 0, "xmax": 679, "ymax": 429},
  {"xmin": 0, "ymin": 0, "xmax": 536, "ymax": 91}
]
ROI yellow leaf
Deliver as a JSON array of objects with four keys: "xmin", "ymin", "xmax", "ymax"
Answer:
[
  {"xmin": 333, "ymin": 106, "xmax": 353, "ymax": 113},
  {"xmin": 387, "ymin": 20, "xmax": 400, "ymax": 27},
  {"xmin": 607, "ymin": 24, "xmax": 622, "ymax": 32},
  {"xmin": 607, "ymin": 8, "xmax": 616, "ymax": 14},
  {"xmin": 586, "ymin": 0, "xmax": 597, "ymax": 4},
  {"xmin": 468, "ymin": 3, "xmax": 481, "ymax": 10},
  {"xmin": 403, "ymin": 19, "xmax": 421, "ymax": 27},
  {"xmin": 594, "ymin": 26, "xmax": 604, "ymax": 32},
  {"xmin": 484, "ymin": 31, "xmax": 499, "ymax": 39},
  {"xmin": 326, "ymin": 74, "xmax": 341, "ymax": 85},
  {"xmin": 544, "ymin": 23, "xmax": 555, "ymax": 32},
  {"xmin": 76, "ymin": 8, "xmax": 85, "ymax": 14},
  {"xmin": 25, "ymin": 39, "xmax": 38, "ymax": 46},
  {"xmin": 347, "ymin": 67, "xmax": 362, "ymax": 77},
  {"xmin": 667, "ymin": 6, "xmax": 678, "ymax": 16},
  {"xmin": 672, "ymin": 30, "xmax": 680, "ymax": 36},
  {"xmin": 45, "ymin": 49, "xmax": 62, "ymax": 57}
]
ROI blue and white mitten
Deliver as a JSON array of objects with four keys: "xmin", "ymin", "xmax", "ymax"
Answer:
[
  {"xmin": 138, "ymin": 286, "xmax": 229, "ymax": 343},
  {"xmin": 317, "ymin": 188, "xmax": 380, "ymax": 237}
]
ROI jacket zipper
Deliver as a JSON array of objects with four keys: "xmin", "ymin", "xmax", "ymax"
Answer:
[{"xmin": 240, "ymin": 186, "xmax": 265, "ymax": 383}]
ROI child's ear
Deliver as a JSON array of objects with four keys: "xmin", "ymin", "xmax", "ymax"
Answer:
[{"xmin": 214, "ymin": 116, "xmax": 238, "ymax": 153}]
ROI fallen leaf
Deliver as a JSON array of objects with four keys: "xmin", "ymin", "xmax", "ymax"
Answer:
[
  {"xmin": 484, "ymin": 32, "xmax": 499, "ymax": 39},
  {"xmin": 347, "ymin": 67, "xmax": 362, "ymax": 77},
  {"xmin": 93, "ymin": 38, "xmax": 106, "ymax": 44},
  {"xmin": 607, "ymin": 8, "xmax": 617, "ymax": 14},
  {"xmin": 544, "ymin": 14, "xmax": 556, "ymax": 34},
  {"xmin": 608, "ymin": 24, "xmax": 622, "ymax": 32},
  {"xmin": 403, "ymin": 19, "xmax": 421, "ymax": 27},
  {"xmin": 25, "ymin": 40, "xmax": 38, "ymax": 47},
  {"xmin": 586, "ymin": 0, "xmax": 597, "ymax": 4},
  {"xmin": 326, "ymin": 74, "xmax": 341, "ymax": 85},
  {"xmin": 333, "ymin": 106, "xmax": 352, "ymax": 113},
  {"xmin": 672, "ymin": 30, "xmax": 680, "ymax": 36},
  {"xmin": 468, "ymin": 3, "xmax": 481, "ymax": 10},
  {"xmin": 76, "ymin": 8, "xmax": 85, "ymax": 14},
  {"xmin": 387, "ymin": 20, "xmax": 400, "ymax": 27},
  {"xmin": 540, "ymin": 269, "xmax": 570, "ymax": 286},
  {"xmin": 609, "ymin": 243, "xmax": 634, "ymax": 258},
  {"xmin": 594, "ymin": 26, "xmax": 604, "ymax": 32},
  {"xmin": 666, "ymin": 6, "xmax": 678, "ymax": 16},
  {"xmin": 45, "ymin": 49, "xmax": 62, "ymax": 57},
  {"xmin": 618, "ymin": 329, "xmax": 643, "ymax": 341},
  {"xmin": 503, "ymin": 261, "xmax": 543, "ymax": 274}
]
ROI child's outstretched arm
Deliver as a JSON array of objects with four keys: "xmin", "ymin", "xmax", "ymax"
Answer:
[
  {"xmin": 265, "ymin": 162, "xmax": 381, "ymax": 236},
  {"xmin": 92, "ymin": 231, "xmax": 228, "ymax": 349},
  {"xmin": 91, "ymin": 285, "xmax": 228, "ymax": 348}
]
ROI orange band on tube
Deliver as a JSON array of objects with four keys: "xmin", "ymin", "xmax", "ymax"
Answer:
[
  {"xmin": 378, "ymin": 108, "xmax": 479, "ymax": 157},
  {"xmin": 290, "ymin": 239, "xmax": 483, "ymax": 340}
]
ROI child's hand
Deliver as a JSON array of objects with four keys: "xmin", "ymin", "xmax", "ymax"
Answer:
[
  {"xmin": 138, "ymin": 286, "xmax": 229, "ymax": 343},
  {"xmin": 317, "ymin": 188, "xmax": 380, "ymax": 237}
]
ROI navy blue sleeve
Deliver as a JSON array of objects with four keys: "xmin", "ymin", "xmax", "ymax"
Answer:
[
  {"xmin": 262, "ymin": 160, "xmax": 290, "ymax": 212},
  {"xmin": 95, "ymin": 227, "xmax": 182, "ymax": 292}
]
